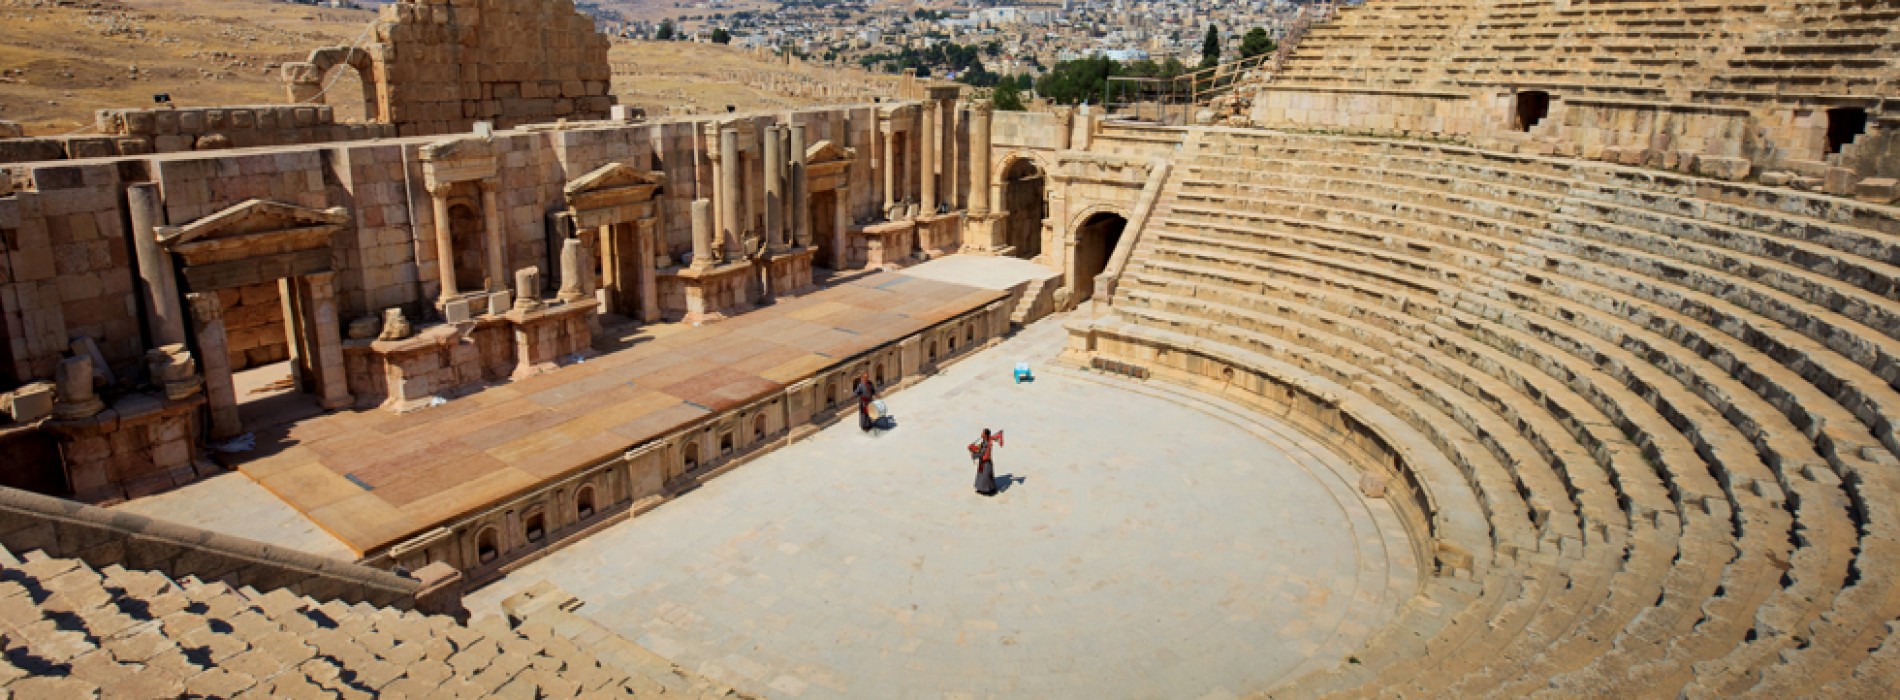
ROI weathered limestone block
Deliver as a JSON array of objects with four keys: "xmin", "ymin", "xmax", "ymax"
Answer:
[
  {"xmin": 378, "ymin": 308, "xmax": 412, "ymax": 341},
  {"xmin": 1694, "ymin": 155, "xmax": 1750, "ymax": 181},
  {"xmin": 3, "ymin": 382, "xmax": 54, "ymax": 422},
  {"xmin": 1824, "ymin": 167, "xmax": 1861, "ymax": 197},
  {"xmin": 1856, "ymin": 178, "xmax": 1899, "ymax": 204}
]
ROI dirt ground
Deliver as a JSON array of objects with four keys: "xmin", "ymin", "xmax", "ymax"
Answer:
[
  {"xmin": 0, "ymin": 0, "xmax": 897, "ymax": 136},
  {"xmin": 0, "ymin": 0, "xmax": 373, "ymax": 135}
]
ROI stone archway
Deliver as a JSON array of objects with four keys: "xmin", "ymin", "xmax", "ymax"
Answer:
[
  {"xmin": 1070, "ymin": 210, "xmax": 1127, "ymax": 304},
  {"xmin": 1000, "ymin": 158, "xmax": 1046, "ymax": 260}
]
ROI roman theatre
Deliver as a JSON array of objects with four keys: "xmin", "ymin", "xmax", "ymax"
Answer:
[{"xmin": 1, "ymin": 0, "xmax": 1900, "ymax": 697}]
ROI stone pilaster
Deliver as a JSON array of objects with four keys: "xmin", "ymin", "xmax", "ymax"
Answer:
[
  {"xmin": 300, "ymin": 271, "xmax": 354, "ymax": 410},
  {"xmin": 480, "ymin": 178, "xmax": 507, "ymax": 291}
]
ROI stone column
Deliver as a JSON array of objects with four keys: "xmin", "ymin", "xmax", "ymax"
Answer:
[
  {"xmin": 635, "ymin": 219, "xmax": 660, "ymax": 323},
  {"xmin": 969, "ymin": 100, "xmax": 994, "ymax": 218},
  {"xmin": 429, "ymin": 183, "xmax": 458, "ymax": 301},
  {"xmin": 790, "ymin": 123, "xmax": 810, "ymax": 248},
  {"xmin": 719, "ymin": 128, "xmax": 742, "ymax": 260},
  {"xmin": 763, "ymin": 125, "xmax": 785, "ymax": 253},
  {"xmin": 300, "ymin": 272, "xmax": 353, "ymax": 410},
  {"xmin": 558, "ymin": 237, "xmax": 589, "ymax": 303},
  {"xmin": 479, "ymin": 178, "xmax": 507, "ymax": 291},
  {"xmin": 920, "ymin": 101, "xmax": 938, "ymax": 215},
  {"xmin": 882, "ymin": 122, "xmax": 897, "ymax": 215},
  {"xmin": 51, "ymin": 355, "xmax": 104, "ymax": 420},
  {"xmin": 911, "ymin": 106, "xmax": 925, "ymax": 208},
  {"xmin": 690, "ymin": 198, "xmax": 715, "ymax": 270},
  {"xmin": 126, "ymin": 183, "xmax": 187, "ymax": 348},
  {"xmin": 186, "ymin": 292, "xmax": 242, "ymax": 439},
  {"xmin": 942, "ymin": 98, "xmax": 958, "ymax": 209}
]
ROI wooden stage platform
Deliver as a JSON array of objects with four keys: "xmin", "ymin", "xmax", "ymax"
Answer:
[{"xmin": 232, "ymin": 270, "xmax": 1010, "ymax": 556}]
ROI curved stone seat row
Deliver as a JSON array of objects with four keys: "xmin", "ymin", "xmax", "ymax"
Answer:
[
  {"xmin": 1276, "ymin": 0, "xmax": 1898, "ymax": 98},
  {"xmin": 1085, "ymin": 129, "xmax": 1900, "ymax": 696},
  {"xmin": 0, "ymin": 544, "xmax": 744, "ymax": 698}
]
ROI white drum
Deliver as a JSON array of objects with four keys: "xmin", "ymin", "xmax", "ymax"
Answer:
[{"xmin": 872, "ymin": 399, "xmax": 890, "ymax": 419}]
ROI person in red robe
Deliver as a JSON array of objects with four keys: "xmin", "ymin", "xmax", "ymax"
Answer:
[{"xmin": 969, "ymin": 428, "xmax": 1001, "ymax": 496}]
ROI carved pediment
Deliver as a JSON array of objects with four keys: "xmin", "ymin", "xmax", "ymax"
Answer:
[
  {"xmin": 158, "ymin": 199, "xmax": 347, "ymax": 252},
  {"xmin": 564, "ymin": 162, "xmax": 667, "ymax": 197},
  {"xmin": 805, "ymin": 140, "xmax": 856, "ymax": 165},
  {"xmin": 564, "ymin": 163, "xmax": 667, "ymax": 212},
  {"xmin": 155, "ymin": 199, "xmax": 347, "ymax": 281}
]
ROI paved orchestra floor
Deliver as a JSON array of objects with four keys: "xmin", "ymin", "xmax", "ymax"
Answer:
[{"xmin": 469, "ymin": 315, "xmax": 1418, "ymax": 699}]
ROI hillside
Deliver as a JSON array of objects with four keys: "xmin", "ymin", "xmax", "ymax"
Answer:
[{"xmin": 0, "ymin": 0, "xmax": 373, "ymax": 136}]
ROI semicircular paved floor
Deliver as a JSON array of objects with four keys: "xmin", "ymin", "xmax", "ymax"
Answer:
[{"xmin": 469, "ymin": 316, "xmax": 1418, "ymax": 699}]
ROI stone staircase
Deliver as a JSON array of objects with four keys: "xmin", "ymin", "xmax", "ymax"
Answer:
[
  {"xmin": 0, "ymin": 543, "xmax": 746, "ymax": 698},
  {"xmin": 1074, "ymin": 126, "xmax": 1900, "ymax": 697}
]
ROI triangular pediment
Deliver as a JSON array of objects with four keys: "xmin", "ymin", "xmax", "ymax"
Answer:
[
  {"xmin": 564, "ymin": 162, "xmax": 667, "ymax": 197},
  {"xmin": 806, "ymin": 140, "xmax": 856, "ymax": 165},
  {"xmin": 157, "ymin": 199, "xmax": 350, "ymax": 250}
]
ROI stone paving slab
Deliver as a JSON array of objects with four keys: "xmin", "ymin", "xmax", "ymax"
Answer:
[
  {"xmin": 468, "ymin": 315, "xmax": 1418, "ymax": 699},
  {"xmin": 216, "ymin": 270, "xmax": 1005, "ymax": 556}
]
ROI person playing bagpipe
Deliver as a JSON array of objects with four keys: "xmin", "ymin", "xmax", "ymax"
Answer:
[
  {"xmin": 968, "ymin": 428, "xmax": 1004, "ymax": 496},
  {"xmin": 853, "ymin": 372, "xmax": 877, "ymax": 432}
]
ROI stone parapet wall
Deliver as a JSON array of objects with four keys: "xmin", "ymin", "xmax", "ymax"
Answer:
[
  {"xmin": 0, "ymin": 106, "xmax": 399, "ymax": 164},
  {"xmin": 0, "ymin": 485, "xmax": 437, "ymax": 610}
]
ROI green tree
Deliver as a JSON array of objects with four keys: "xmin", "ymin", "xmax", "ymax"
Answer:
[
  {"xmin": 1035, "ymin": 55, "xmax": 1118, "ymax": 105},
  {"xmin": 1200, "ymin": 24, "xmax": 1221, "ymax": 69},
  {"xmin": 655, "ymin": 20, "xmax": 675, "ymax": 41},
  {"xmin": 1160, "ymin": 56, "xmax": 1188, "ymax": 78},
  {"xmin": 992, "ymin": 78, "xmax": 1026, "ymax": 111},
  {"xmin": 711, "ymin": 27, "xmax": 731, "ymax": 44},
  {"xmin": 1239, "ymin": 27, "xmax": 1276, "ymax": 60}
]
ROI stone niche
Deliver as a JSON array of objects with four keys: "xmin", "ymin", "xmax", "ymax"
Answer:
[
  {"xmin": 561, "ymin": 162, "xmax": 666, "ymax": 324},
  {"xmin": 159, "ymin": 198, "xmax": 356, "ymax": 439}
]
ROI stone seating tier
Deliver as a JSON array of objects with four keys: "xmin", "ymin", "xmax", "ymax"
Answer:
[
  {"xmin": 1069, "ymin": 128, "xmax": 1900, "ymax": 696},
  {"xmin": 1274, "ymin": 0, "xmax": 1898, "ymax": 100},
  {"xmin": 0, "ymin": 544, "xmax": 746, "ymax": 698}
]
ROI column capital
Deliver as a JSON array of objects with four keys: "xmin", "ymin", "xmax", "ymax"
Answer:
[
  {"xmin": 969, "ymin": 99, "xmax": 995, "ymax": 116},
  {"xmin": 478, "ymin": 177, "xmax": 500, "ymax": 193},
  {"xmin": 426, "ymin": 181, "xmax": 455, "ymax": 198}
]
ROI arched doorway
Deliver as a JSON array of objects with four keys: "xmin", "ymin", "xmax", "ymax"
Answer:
[
  {"xmin": 448, "ymin": 203, "xmax": 486, "ymax": 292},
  {"xmin": 1001, "ymin": 159, "xmax": 1046, "ymax": 259},
  {"xmin": 1072, "ymin": 212, "xmax": 1127, "ymax": 304},
  {"xmin": 319, "ymin": 63, "xmax": 376, "ymax": 123}
]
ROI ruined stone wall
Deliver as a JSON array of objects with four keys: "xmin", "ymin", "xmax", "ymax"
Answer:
[
  {"xmin": 0, "ymin": 103, "xmax": 927, "ymax": 391},
  {"xmin": 0, "ymin": 165, "xmax": 143, "ymax": 384},
  {"xmin": 286, "ymin": 0, "xmax": 615, "ymax": 137}
]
